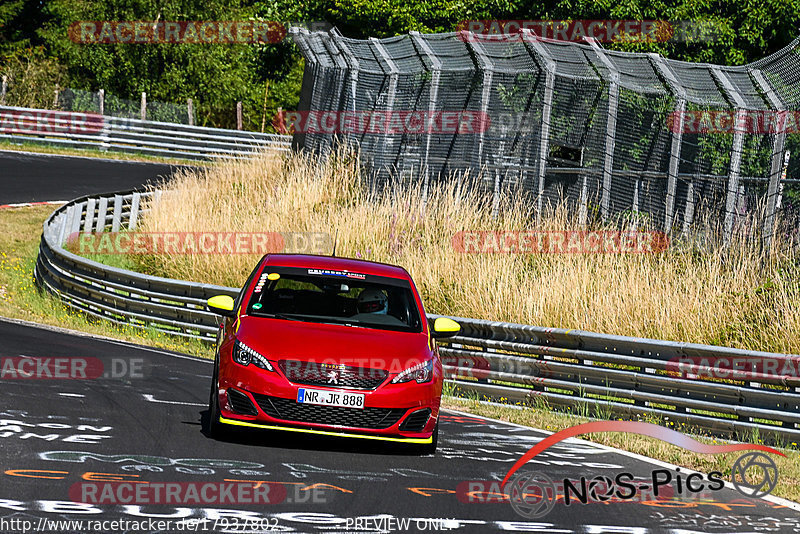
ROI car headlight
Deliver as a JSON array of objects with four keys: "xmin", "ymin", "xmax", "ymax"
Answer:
[
  {"xmin": 392, "ymin": 359, "xmax": 433, "ymax": 384},
  {"xmin": 233, "ymin": 340, "xmax": 274, "ymax": 371}
]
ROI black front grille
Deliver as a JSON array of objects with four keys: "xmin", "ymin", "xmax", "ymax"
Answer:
[
  {"xmin": 227, "ymin": 389, "xmax": 258, "ymax": 416},
  {"xmin": 252, "ymin": 393, "xmax": 405, "ymax": 429},
  {"xmin": 278, "ymin": 360, "xmax": 388, "ymax": 390},
  {"xmin": 399, "ymin": 408, "xmax": 431, "ymax": 432}
]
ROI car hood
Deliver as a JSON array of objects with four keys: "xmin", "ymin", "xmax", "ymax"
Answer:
[{"xmin": 235, "ymin": 315, "xmax": 431, "ymax": 373}]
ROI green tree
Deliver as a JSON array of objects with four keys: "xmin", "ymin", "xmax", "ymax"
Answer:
[{"xmin": 37, "ymin": 0, "xmax": 261, "ymax": 127}]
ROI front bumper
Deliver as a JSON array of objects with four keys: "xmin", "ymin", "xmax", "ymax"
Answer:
[{"xmin": 217, "ymin": 361, "xmax": 441, "ymax": 442}]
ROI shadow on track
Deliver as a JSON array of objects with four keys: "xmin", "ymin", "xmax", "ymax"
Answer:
[{"xmin": 197, "ymin": 409, "xmax": 432, "ymax": 456}]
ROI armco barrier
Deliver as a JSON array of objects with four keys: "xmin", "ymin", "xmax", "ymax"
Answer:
[
  {"xmin": 35, "ymin": 191, "xmax": 800, "ymax": 442},
  {"xmin": 0, "ymin": 105, "xmax": 291, "ymax": 160}
]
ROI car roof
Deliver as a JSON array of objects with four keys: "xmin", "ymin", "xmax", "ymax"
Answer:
[{"xmin": 262, "ymin": 254, "xmax": 412, "ymax": 280}]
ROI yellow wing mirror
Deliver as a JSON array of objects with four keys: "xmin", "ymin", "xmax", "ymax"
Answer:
[
  {"xmin": 431, "ymin": 317, "xmax": 461, "ymax": 339},
  {"xmin": 207, "ymin": 295, "xmax": 236, "ymax": 317}
]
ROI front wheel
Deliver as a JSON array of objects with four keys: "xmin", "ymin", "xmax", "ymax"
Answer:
[
  {"xmin": 207, "ymin": 368, "xmax": 223, "ymax": 440},
  {"xmin": 417, "ymin": 421, "xmax": 439, "ymax": 455}
]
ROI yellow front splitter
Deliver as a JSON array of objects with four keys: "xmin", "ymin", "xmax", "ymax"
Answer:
[{"xmin": 219, "ymin": 416, "xmax": 433, "ymax": 444}]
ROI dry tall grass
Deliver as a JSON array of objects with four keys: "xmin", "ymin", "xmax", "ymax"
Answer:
[{"xmin": 137, "ymin": 149, "xmax": 800, "ymax": 353}]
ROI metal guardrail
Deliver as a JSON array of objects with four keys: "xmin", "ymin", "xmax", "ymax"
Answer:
[
  {"xmin": 0, "ymin": 105, "xmax": 291, "ymax": 160},
  {"xmin": 34, "ymin": 191, "xmax": 800, "ymax": 443},
  {"xmin": 35, "ymin": 190, "xmax": 238, "ymax": 340}
]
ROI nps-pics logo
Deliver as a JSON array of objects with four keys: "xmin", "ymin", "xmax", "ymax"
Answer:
[{"xmin": 500, "ymin": 421, "xmax": 783, "ymax": 519}]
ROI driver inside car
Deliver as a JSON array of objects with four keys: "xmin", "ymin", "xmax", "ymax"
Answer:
[{"xmin": 357, "ymin": 288, "xmax": 389, "ymax": 315}]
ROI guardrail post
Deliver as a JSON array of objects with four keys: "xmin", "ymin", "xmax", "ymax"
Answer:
[
  {"xmin": 584, "ymin": 38, "xmax": 619, "ymax": 221},
  {"xmin": 750, "ymin": 69, "xmax": 787, "ymax": 254},
  {"xmin": 112, "ymin": 195, "xmax": 123, "ymax": 233},
  {"xmin": 59, "ymin": 206, "xmax": 73, "ymax": 246},
  {"xmin": 649, "ymin": 54, "xmax": 686, "ymax": 234},
  {"xmin": 710, "ymin": 67, "xmax": 747, "ymax": 245},
  {"xmin": 95, "ymin": 197, "xmax": 108, "ymax": 233},
  {"xmin": 129, "ymin": 194, "xmax": 141, "ymax": 230},
  {"xmin": 140, "ymin": 92, "xmax": 146, "ymax": 121},
  {"xmin": 410, "ymin": 32, "xmax": 441, "ymax": 202},
  {"xmin": 522, "ymin": 32, "xmax": 556, "ymax": 221},
  {"xmin": 69, "ymin": 203, "xmax": 83, "ymax": 236},
  {"xmin": 83, "ymin": 198, "xmax": 96, "ymax": 234}
]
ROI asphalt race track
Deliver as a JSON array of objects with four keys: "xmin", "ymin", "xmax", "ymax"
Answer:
[
  {"xmin": 0, "ymin": 318, "xmax": 798, "ymax": 533},
  {"xmin": 0, "ymin": 151, "xmax": 191, "ymax": 204}
]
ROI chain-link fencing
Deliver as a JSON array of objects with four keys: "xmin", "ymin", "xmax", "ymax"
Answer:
[
  {"xmin": 57, "ymin": 87, "xmax": 195, "ymax": 124},
  {"xmin": 290, "ymin": 29, "xmax": 800, "ymax": 249}
]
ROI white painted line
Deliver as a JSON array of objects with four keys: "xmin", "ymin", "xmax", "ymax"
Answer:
[
  {"xmin": 443, "ymin": 407, "xmax": 800, "ymax": 510},
  {"xmin": 58, "ymin": 393, "xmax": 85, "ymax": 398},
  {"xmin": 142, "ymin": 393, "xmax": 204, "ymax": 407}
]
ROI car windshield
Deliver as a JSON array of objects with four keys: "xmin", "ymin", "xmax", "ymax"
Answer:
[{"xmin": 246, "ymin": 266, "xmax": 423, "ymax": 333}]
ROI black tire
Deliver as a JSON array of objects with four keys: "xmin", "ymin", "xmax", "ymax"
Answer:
[
  {"xmin": 418, "ymin": 421, "xmax": 439, "ymax": 455},
  {"xmin": 207, "ymin": 364, "xmax": 223, "ymax": 440}
]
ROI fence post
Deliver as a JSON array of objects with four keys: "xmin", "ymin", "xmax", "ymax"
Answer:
[
  {"xmin": 98, "ymin": 89, "xmax": 105, "ymax": 115},
  {"xmin": 710, "ymin": 67, "xmax": 747, "ymax": 245},
  {"xmin": 1, "ymin": 75, "xmax": 7, "ymax": 105},
  {"xmin": 584, "ymin": 38, "xmax": 619, "ymax": 222},
  {"xmin": 523, "ymin": 32, "xmax": 556, "ymax": 220},
  {"xmin": 683, "ymin": 178, "xmax": 696, "ymax": 234},
  {"xmin": 53, "ymin": 87, "xmax": 60, "ymax": 109},
  {"xmin": 750, "ymin": 68, "xmax": 787, "ymax": 253},
  {"xmin": 259, "ymin": 82, "xmax": 269, "ymax": 133},
  {"xmin": 290, "ymin": 27, "xmax": 328, "ymax": 151},
  {"xmin": 140, "ymin": 92, "xmax": 147, "ymax": 121},
  {"xmin": 410, "ymin": 31, "xmax": 442, "ymax": 202},
  {"xmin": 370, "ymin": 37, "xmax": 401, "ymax": 174},
  {"xmin": 649, "ymin": 54, "xmax": 686, "ymax": 234},
  {"xmin": 236, "ymin": 101, "xmax": 243, "ymax": 130},
  {"xmin": 462, "ymin": 32, "xmax": 498, "ymax": 216},
  {"xmin": 329, "ymin": 32, "xmax": 360, "ymax": 121},
  {"xmin": 187, "ymin": 98, "xmax": 194, "ymax": 126}
]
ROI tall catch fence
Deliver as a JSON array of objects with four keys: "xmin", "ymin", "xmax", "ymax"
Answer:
[{"xmin": 290, "ymin": 29, "xmax": 800, "ymax": 247}]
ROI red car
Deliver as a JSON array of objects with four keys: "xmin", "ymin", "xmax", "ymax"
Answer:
[{"xmin": 205, "ymin": 254, "xmax": 460, "ymax": 453}]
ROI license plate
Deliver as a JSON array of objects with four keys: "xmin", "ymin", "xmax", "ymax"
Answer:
[{"xmin": 297, "ymin": 388, "xmax": 365, "ymax": 409}]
